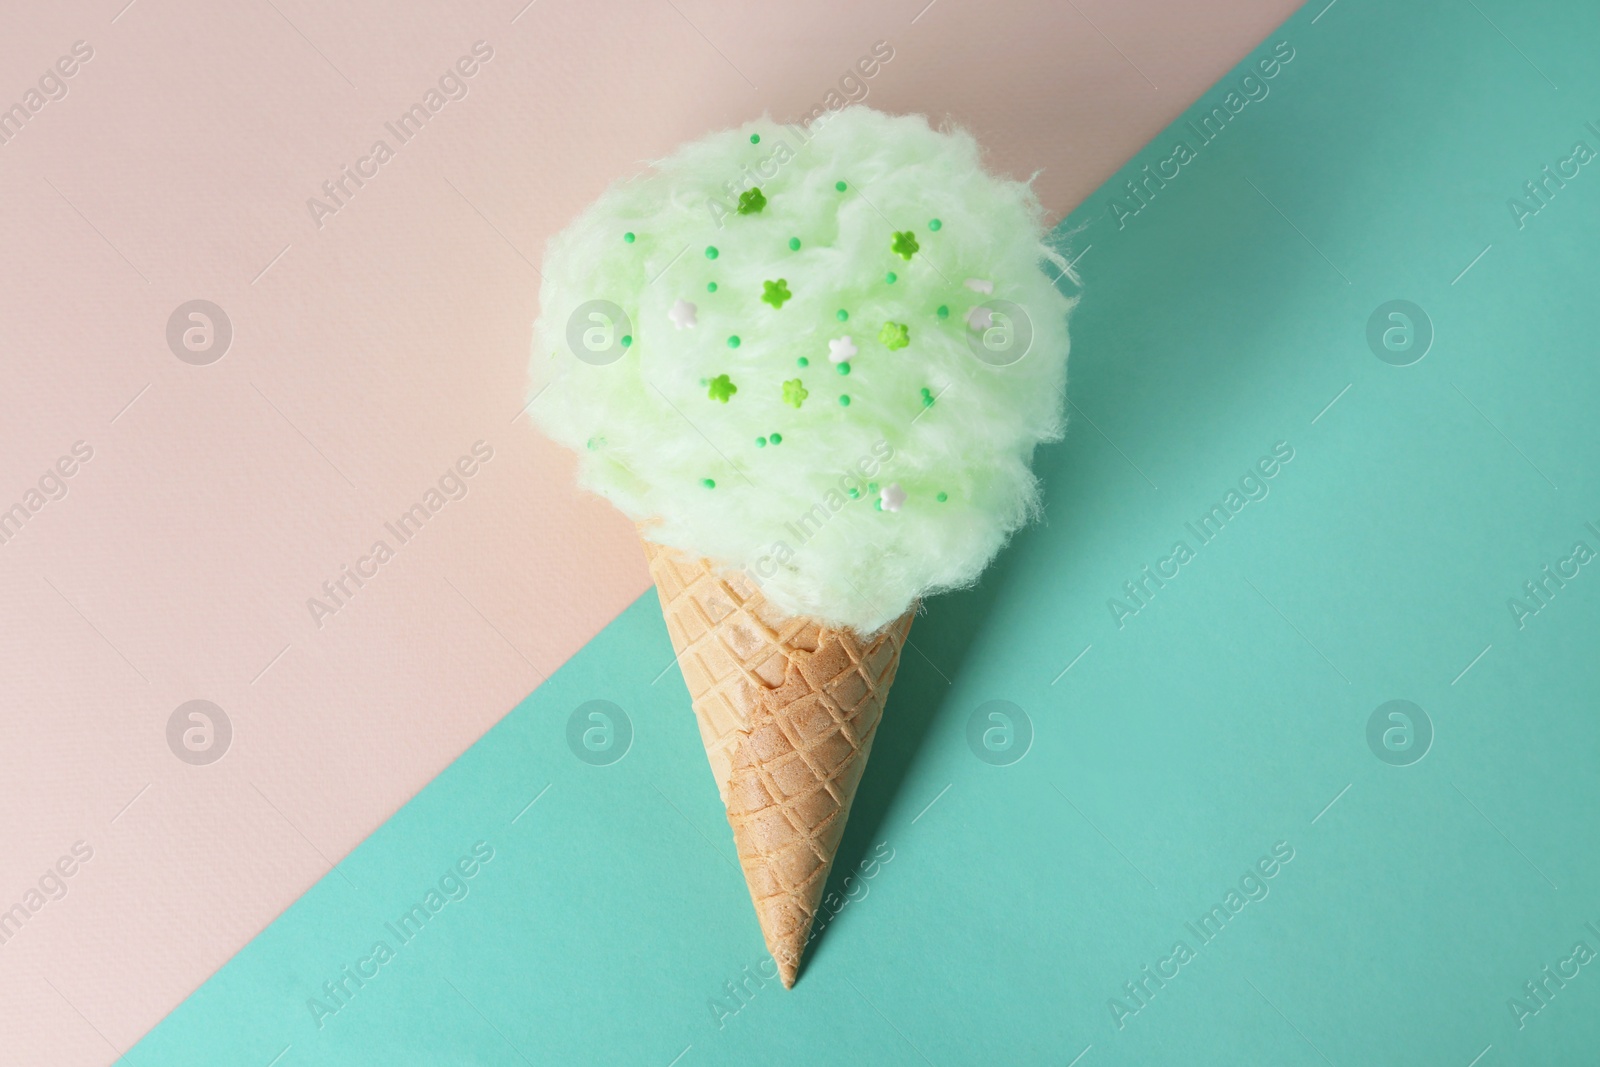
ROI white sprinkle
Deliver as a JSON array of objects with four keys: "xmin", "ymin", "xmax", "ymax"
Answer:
[
  {"xmin": 668, "ymin": 298, "xmax": 697, "ymax": 329},
  {"xmin": 828, "ymin": 335, "xmax": 857, "ymax": 363},
  {"xmin": 880, "ymin": 483, "xmax": 906, "ymax": 512},
  {"xmin": 964, "ymin": 278, "xmax": 994, "ymax": 294}
]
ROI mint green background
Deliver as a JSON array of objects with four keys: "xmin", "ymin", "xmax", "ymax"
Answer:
[{"xmin": 133, "ymin": 1, "xmax": 1600, "ymax": 1063}]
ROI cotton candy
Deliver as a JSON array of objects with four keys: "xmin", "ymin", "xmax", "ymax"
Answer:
[{"xmin": 529, "ymin": 106, "xmax": 1074, "ymax": 632}]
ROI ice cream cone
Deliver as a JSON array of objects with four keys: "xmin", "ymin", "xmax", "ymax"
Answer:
[{"xmin": 642, "ymin": 538, "xmax": 913, "ymax": 987}]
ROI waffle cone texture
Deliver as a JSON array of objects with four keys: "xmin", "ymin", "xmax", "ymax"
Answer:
[{"xmin": 643, "ymin": 539, "xmax": 912, "ymax": 987}]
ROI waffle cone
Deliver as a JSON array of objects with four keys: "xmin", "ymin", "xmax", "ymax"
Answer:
[{"xmin": 642, "ymin": 539, "xmax": 912, "ymax": 987}]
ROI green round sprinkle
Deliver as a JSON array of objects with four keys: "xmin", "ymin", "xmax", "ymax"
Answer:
[
  {"xmin": 788, "ymin": 237, "xmax": 801, "ymax": 251},
  {"xmin": 837, "ymin": 362, "xmax": 850, "ymax": 375},
  {"xmin": 928, "ymin": 219, "xmax": 942, "ymax": 231},
  {"xmin": 875, "ymin": 499, "xmax": 883, "ymax": 511},
  {"xmin": 727, "ymin": 335, "xmax": 740, "ymax": 348},
  {"xmin": 847, "ymin": 487, "xmax": 860, "ymax": 499},
  {"xmin": 707, "ymin": 281, "xmax": 718, "ymax": 292},
  {"xmin": 835, "ymin": 180, "xmax": 847, "ymax": 191},
  {"xmin": 836, "ymin": 309, "xmax": 848, "ymax": 321},
  {"xmin": 797, "ymin": 356, "xmax": 809, "ymax": 367},
  {"xmin": 937, "ymin": 305, "xmax": 949, "ymax": 319},
  {"xmin": 750, "ymin": 133, "xmax": 761, "ymax": 144},
  {"xmin": 839, "ymin": 394, "xmax": 851, "ymax": 406},
  {"xmin": 885, "ymin": 272, "xmax": 897, "ymax": 284},
  {"xmin": 755, "ymin": 436, "xmax": 767, "ymax": 447},
  {"xmin": 620, "ymin": 335, "xmax": 633, "ymax": 348},
  {"xmin": 868, "ymin": 482, "xmax": 879, "ymax": 492},
  {"xmin": 769, "ymin": 432, "xmax": 782, "ymax": 444},
  {"xmin": 705, "ymin": 246, "xmax": 719, "ymax": 259},
  {"xmin": 937, "ymin": 492, "xmax": 948, "ymax": 502},
  {"xmin": 702, "ymin": 478, "xmax": 716, "ymax": 488},
  {"xmin": 623, "ymin": 231, "xmax": 636, "ymax": 243},
  {"xmin": 922, "ymin": 394, "xmax": 934, "ymax": 407}
]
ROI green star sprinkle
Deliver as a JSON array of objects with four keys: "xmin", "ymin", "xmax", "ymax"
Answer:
[
  {"xmin": 879, "ymin": 321, "xmax": 910, "ymax": 350},
  {"xmin": 891, "ymin": 230, "xmax": 919, "ymax": 260},
  {"xmin": 750, "ymin": 133, "xmax": 761, "ymax": 144},
  {"xmin": 623, "ymin": 231, "xmax": 635, "ymax": 243},
  {"xmin": 837, "ymin": 362, "xmax": 850, "ymax": 375},
  {"xmin": 836, "ymin": 309, "xmax": 848, "ymax": 321},
  {"xmin": 726, "ymin": 335, "xmax": 740, "ymax": 348},
  {"xmin": 936, "ymin": 492, "xmax": 948, "ymax": 502},
  {"xmin": 708, "ymin": 374, "xmax": 737, "ymax": 402},
  {"xmin": 769, "ymin": 432, "xmax": 782, "ymax": 444},
  {"xmin": 797, "ymin": 356, "xmax": 809, "ymax": 367},
  {"xmin": 838, "ymin": 394, "xmax": 851, "ymax": 406},
  {"xmin": 705, "ymin": 246, "xmax": 719, "ymax": 259},
  {"xmin": 707, "ymin": 281, "xmax": 718, "ymax": 292},
  {"xmin": 703, "ymin": 478, "xmax": 716, "ymax": 488},
  {"xmin": 928, "ymin": 219, "xmax": 942, "ymax": 231},
  {"xmin": 783, "ymin": 379, "xmax": 808, "ymax": 408},
  {"xmin": 885, "ymin": 271, "xmax": 897, "ymax": 284},
  {"xmin": 761, "ymin": 279, "xmax": 792, "ymax": 309},
  {"xmin": 737, "ymin": 187, "xmax": 766, "ymax": 215},
  {"xmin": 755, "ymin": 436, "xmax": 767, "ymax": 447},
  {"xmin": 835, "ymin": 180, "xmax": 847, "ymax": 191},
  {"xmin": 936, "ymin": 304, "xmax": 949, "ymax": 319}
]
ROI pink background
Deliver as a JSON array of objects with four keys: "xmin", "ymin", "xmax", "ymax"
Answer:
[{"xmin": 0, "ymin": 0, "xmax": 1298, "ymax": 1060}]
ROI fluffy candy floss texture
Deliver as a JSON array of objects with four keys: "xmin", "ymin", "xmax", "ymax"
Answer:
[{"xmin": 529, "ymin": 107, "xmax": 1074, "ymax": 632}]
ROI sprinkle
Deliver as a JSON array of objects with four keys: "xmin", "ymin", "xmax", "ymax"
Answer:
[
  {"xmin": 737, "ymin": 187, "xmax": 767, "ymax": 215},
  {"xmin": 702, "ymin": 478, "xmax": 716, "ymax": 488},
  {"xmin": 586, "ymin": 437, "xmax": 604, "ymax": 450},
  {"xmin": 668, "ymin": 298, "xmax": 697, "ymax": 329},
  {"xmin": 797, "ymin": 356, "xmax": 809, "ymax": 367},
  {"xmin": 835, "ymin": 180, "xmax": 847, "ymax": 191},
  {"xmin": 838, "ymin": 394, "xmax": 851, "ymax": 406},
  {"xmin": 707, "ymin": 374, "xmax": 737, "ymax": 402},
  {"xmin": 964, "ymin": 277, "xmax": 993, "ymax": 294},
  {"xmin": 937, "ymin": 305, "xmax": 949, "ymax": 319},
  {"xmin": 879, "ymin": 321, "xmax": 910, "ymax": 350},
  {"xmin": 928, "ymin": 219, "xmax": 942, "ymax": 231},
  {"xmin": 936, "ymin": 492, "xmax": 948, "ymax": 502},
  {"xmin": 755, "ymin": 436, "xmax": 767, "ymax": 447},
  {"xmin": 705, "ymin": 246, "xmax": 719, "ymax": 259},
  {"xmin": 726, "ymin": 335, "xmax": 741, "ymax": 348},
  {"xmin": 875, "ymin": 499, "xmax": 882, "ymax": 511},
  {"xmin": 769, "ymin": 432, "xmax": 781, "ymax": 444},
  {"xmin": 750, "ymin": 133, "xmax": 761, "ymax": 144},
  {"xmin": 880, "ymin": 483, "xmax": 906, "ymax": 511},
  {"xmin": 620, "ymin": 335, "xmax": 633, "ymax": 347},
  {"xmin": 885, "ymin": 271, "xmax": 898, "ymax": 284},
  {"xmin": 836, "ymin": 309, "xmax": 849, "ymax": 321},
  {"xmin": 788, "ymin": 237, "xmax": 801, "ymax": 251},
  {"xmin": 847, "ymin": 487, "xmax": 860, "ymax": 499},
  {"xmin": 623, "ymin": 231, "xmax": 636, "ymax": 243},
  {"xmin": 868, "ymin": 482, "xmax": 879, "ymax": 492},
  {"xmin": 920, "ymin": 387, "xmax": 934, "ymax": 407},
  {"xmin": 783, "ymin": 379, "xmax": 808, "ymax": 408},
  {"xmin": 828, "ymin": 336, "xmax": 856, "ymax": 363},
  {"xmin": 837, "ymin": 361, "xmax": 851, "ymax": 375},
  {"xmin": 706, "ymin": 281, "xmax": 718, "ymax": 292},
  {"xmin": 761, "ymin": 279, "xmax": 792, "ymax": 309},
  {"xmin": 891, "ymin": 230, "xmax": 919, "ymax": 260}
]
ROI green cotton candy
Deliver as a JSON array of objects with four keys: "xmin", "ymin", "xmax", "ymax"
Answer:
[{"xmin": 528, "ymin": 106, "xmax": 1075, "ymax": 633}]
